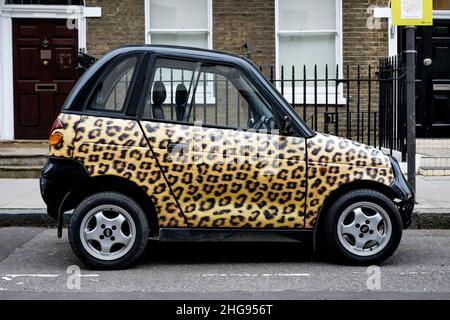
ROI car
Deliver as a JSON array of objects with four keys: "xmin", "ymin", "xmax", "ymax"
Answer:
[{"xmin": 40, "ymin": 45, "xmax": 414, "ymax": 270}]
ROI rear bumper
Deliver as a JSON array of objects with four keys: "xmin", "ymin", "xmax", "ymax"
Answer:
[
  {"xmin": 389, "ymin": 156, "xmax": 415, "ymax": 229},
  {"xmin": 40, "ymin": 157, "xmax": 89, "ymax": 220}
]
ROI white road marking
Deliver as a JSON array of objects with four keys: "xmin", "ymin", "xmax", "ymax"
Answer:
[
  {"xmin": 0, "ymin": 288, "xmax": 7, "ymax": 291},
  {"xmin": 6, "ymin": 274, "xmax": 59, "ymax": 278},
  {"xmin": 2, "ymin": 274, "xmax": 99, "ymax": 279},
  {"xmin": 400, "ymin": 271, "xmax": 429, "ymax": 275},
  {"xmin": 201, "ymin": 273, "xmax": 310, "ymax": 277}
]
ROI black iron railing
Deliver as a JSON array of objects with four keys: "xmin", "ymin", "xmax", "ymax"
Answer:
[
  {"xmin": 378, "ymin": 55, "xmax": 407, "ymax": 161},
  {"xmin": 263, "ymin": 64, "xmax": 380, "ymax": 147},
  {"xmin": 262, "ymin": 59, "xmax": 406, "ymax": 159}
]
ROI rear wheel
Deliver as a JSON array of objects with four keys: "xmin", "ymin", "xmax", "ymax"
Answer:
[
  {"xmin": 320, "ymin": 189, "xmax": 402, "ymax": 265},
  {"xmin": 68, "ymin": 192, "xmax": 149, "ymax": 270}
]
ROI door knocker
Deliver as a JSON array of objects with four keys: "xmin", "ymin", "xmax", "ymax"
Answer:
[{"xmin": 42, "ymin": 37, "xmax": 49, "ymax": 48}]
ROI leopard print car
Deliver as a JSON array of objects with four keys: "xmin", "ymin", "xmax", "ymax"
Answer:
[{"xmin": 40, "ymin": 46, "xmax": 414, "ymax": 269}]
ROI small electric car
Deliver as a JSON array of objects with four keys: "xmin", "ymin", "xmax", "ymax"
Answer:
[{"xmin": 40, "ymin": 46, "xmax": 414, "ymax": 269}]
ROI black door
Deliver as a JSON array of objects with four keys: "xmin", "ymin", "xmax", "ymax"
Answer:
[{"xmin": 406, "ymin": 20, "xmax": 450, "ymax": 138}]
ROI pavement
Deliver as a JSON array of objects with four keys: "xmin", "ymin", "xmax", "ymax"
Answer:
[
  {"xmin": 0, "ymin": 177, "xmax": 450, "ymax": 228},
  {"xmin": 0, "ymin": 228, "xmax": 448, "ymax": 299}
]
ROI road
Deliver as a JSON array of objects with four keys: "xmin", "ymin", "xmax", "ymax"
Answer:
[{"xmin": 0, "ymin": 228, "xmax": 449, "ymax": 300}]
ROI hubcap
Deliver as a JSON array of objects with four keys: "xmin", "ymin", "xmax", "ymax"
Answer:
[
  {"xmin": 80, "ymin": 205, "xmax": 136, "ymax": 261},
  {"xmin": 337, "ymin": 202, "xmax": 392, "ymax": 257}
]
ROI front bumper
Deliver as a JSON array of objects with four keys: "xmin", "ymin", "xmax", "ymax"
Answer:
[
  {"xmin": 40, "ymin": 157, "xmax": 89, "ymax": 220},
  {"xmin": 389, "ymin": 156, "xmax": 415, "ymax": 229}
]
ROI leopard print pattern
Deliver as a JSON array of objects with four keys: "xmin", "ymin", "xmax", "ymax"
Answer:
[
  {"xmin": 50, "ymin": 113, "xmax": 81, "ymax": 159},
  {"xmin": 305, "ymin": 133, "xmax": 394, "ymax": 228},
  {"xmin": 57, "ymin": 115, "xmax": 188, "ymax": 228},
  {"xmin": 141, "ymin": 121, "xmax": 308, "ymax": 228},
  {"xmin": 52, "ymin": 114, "xmax": 394, "ymax": 231}
]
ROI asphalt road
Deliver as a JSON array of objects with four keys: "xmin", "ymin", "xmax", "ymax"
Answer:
[{"xmin": 0, "ymin": 227, "xmax": 449, "ymax": 300}]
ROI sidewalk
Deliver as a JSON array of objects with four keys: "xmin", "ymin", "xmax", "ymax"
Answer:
[
  {"xmin": 414, "ymin": 176, "xmax": 450, "ymax": 228},
  {"xmin": 0, "ymin": 177, "xmax": 450, "ymax": 228}
]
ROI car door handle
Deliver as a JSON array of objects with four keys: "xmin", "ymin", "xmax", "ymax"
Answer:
[{"xmin": 167, "ymin": 143, "xmax": 189, "ymax": 154}]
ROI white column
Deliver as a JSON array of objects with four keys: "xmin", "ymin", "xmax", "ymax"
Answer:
[
  {"xmin": 144, "ymin": 0, "xmax": 150, "ymax": 44},
  {"xmin": 374, "ymin": 7, "xmax": 398, "ymax": 57},
  {"xmin": 78, "ymin": 16, "xmax": 87, "ymax": 52},
  {"xmin": 0, "ymin": 16, "xmax": 14, "ymax": 141},
  {"xmin": 388, "ymin": 18, "xmax": 398, "ymax": 57}
]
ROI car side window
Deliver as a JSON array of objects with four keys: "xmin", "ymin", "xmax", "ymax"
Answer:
[
  {"xmin": 142, "ymin": 58, "xmax": 200, "ymax": 121},
  {"xmin": 144, "ymin": 58, "xmax": 278, "ymax": 131},
  {"xmin": 86, "ymin": 55, "xmax": 138, "ymax": 113},
  {"xmin": 187, "ymin": 65, "xmax": 277, "ymax": 131}
]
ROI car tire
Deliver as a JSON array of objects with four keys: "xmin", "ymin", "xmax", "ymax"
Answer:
[
  {"xmin": 68, "ymin": 192, "xmax": 149, "ymax": 270},
  {"xmin": 320, "ymin": 189, "xmax": 402, "ymax": 265}
]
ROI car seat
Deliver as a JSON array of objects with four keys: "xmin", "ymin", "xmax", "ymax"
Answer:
[
  {"xmin": 175, "ymin": 84, "xmax": 188, "ymax": 121},
  {"xmin": 152, "ymin": 81, "xmax": 166, "ymax": 120}
]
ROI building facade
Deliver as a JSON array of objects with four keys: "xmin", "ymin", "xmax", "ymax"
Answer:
[{"xmin": 0, "ymin": 0, "xmax": 449, "ymax": 140}]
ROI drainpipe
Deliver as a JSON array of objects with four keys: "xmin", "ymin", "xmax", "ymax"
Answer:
[{"xmin": 405, "ymin": 26, "xmax": 417, "ymax": 193}]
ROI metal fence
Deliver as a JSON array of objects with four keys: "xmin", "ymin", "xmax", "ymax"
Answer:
[
  {"xmin": 378, "ymin": 55, "xmax": 407, "ymax": 161},
  {"xmin": 262, "ymin": 58, "xmax": 406, "ymax": 159},
  {"xmin": 264, "ymin": 64, "xmax": 378, "ymax": 144}
]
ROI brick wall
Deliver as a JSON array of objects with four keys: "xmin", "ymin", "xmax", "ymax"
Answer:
[
  {"xmin": 343, "ymin": 0, "xmax": 389, "ymax": 67},
  {"xmin": 339, "ymin": 0, "xmax": 389, "ymax": 141},
  {"xmin": 213, "ymin": 0, "xmax": 275, "ymax": 73},
  {"xmin": 85, "ymin": 0, "xmax": 145, "ymax": 58}
]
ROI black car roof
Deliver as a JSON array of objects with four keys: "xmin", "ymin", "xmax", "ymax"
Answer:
[
  {"xmin": 64, "ymin": 45, "xmax": 259, "ymax": 112},
  {"xmin": 106, "ymin": 44, "xmax": 257, "ymax": 69},
  {"xmin": 121, "ymin": 44, "xmax": 246, "ymax": 58}
]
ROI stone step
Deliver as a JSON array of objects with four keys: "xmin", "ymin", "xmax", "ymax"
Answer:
[
  {"xmin": 0, "ymin": 154, "xmax": 48, "ymax": 166},
  {"xmin": 0, "ymin": 140, "xmax": 48, "ymax": 149},
  {"xmin": 0, "ymin": 166, "xmax": 42, "ymax": 179},
  {"xmin": 420, "ymin": 156, "xmax": 450, "ymax": 168},
  {"xmin": 417, "ymin": 139, "xmax": 450, "ymax": 150},
  {"xmin": 418, "ymin": 167, "xmax": 450, "ymax": 176},
  {"xmin": 417, "ymin": 141, "xmax": 450, "ymax": 176},
  {"xmin": 0, "ymin": 140, "xmax": 49, "ymax": 170}
]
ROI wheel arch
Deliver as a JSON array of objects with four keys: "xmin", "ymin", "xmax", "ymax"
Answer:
[
  {"xmin": 312, "ymin": 179, "xmax": 398, "ymax": 252},
  {"xmin": 62, "ymin": 175, "xmax": 159, "ymax": 237}
]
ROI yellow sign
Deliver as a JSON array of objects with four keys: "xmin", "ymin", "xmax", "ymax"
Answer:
[{"xmin": 392, "ymin": 0, "xmax": 433, "ymax": 26}]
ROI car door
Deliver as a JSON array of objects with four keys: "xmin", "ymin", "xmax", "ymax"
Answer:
[{"xmin": 140, "ymin": 57, "xmax": 307, "ymax": 229}]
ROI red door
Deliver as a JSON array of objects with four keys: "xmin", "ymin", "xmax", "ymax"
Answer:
[{"xmin": 13, "ymin": 19, "xmax": 78, "ymax": 139}]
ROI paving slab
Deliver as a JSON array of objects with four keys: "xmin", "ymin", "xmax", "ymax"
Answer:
[{"xmin": 0, "ymin": 179, "xmax": 45, "ymax": 209}]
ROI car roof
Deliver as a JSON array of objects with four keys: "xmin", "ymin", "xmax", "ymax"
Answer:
[
  {"xmin": 63, "ymin": 45, "xmax": 258, "ymax": 114},
  {"xmin": 105, "ymin": 45, "xmax": 256, "ymax": 69}
]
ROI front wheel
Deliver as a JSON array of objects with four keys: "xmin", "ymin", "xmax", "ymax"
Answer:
[
  {"xmin": 68, "ymin": 192, "xmax": 149, "ymax": 270},
  {"xmin": 320, "ymin": 189, "xmax": 403, "ymax": 265}
]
